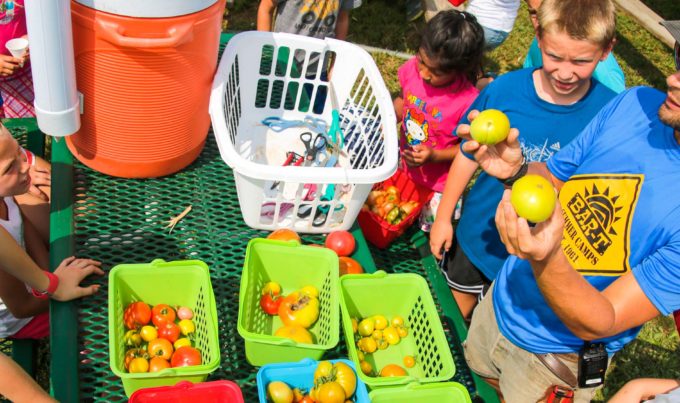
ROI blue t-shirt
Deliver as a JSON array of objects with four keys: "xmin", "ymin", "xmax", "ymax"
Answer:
[
  {"xmin": 456, "ymin": 68, "xmax": 616, "ymax": 281},
  {"xmin": 523, "ymin": 37, "xmax": 626, "ymax": 94},
  {"xmin": 494, "ymin": 87, "xmax": 680, "ymax": 354}
]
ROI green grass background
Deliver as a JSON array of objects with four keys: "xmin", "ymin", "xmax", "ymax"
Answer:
[{"xmin": 224, "ymin": 1, "xmax": 680, "ymax": 401}]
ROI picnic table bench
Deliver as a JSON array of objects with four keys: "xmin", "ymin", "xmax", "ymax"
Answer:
[{"xmin": 43, "ymin": 33, "xmax": 499, "ymax": 402}]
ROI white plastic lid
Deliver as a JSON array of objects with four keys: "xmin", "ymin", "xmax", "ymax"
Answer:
[{"xmin": 74, "ymin": 0, "xmax": 218, "ymax": 18}]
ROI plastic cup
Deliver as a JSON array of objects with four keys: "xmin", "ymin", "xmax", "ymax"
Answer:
[{"xmin": 6, "ymin": 37, "xmax": 28, "ymax": 67}]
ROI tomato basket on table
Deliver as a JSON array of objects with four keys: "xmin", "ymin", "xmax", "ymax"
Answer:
[
  {"xmin": 108, "ymin": 259, "xmax": 221, "ymax": 397},
  {"xmin": 256, "ymin": 358, "xmax": 370, "ymax": 403},
  {"xmin": 237, "ymin": 238, "xmax": 340, "ymax": 366},
  {"xmin": 357, "ymin": 168, "xmax": 433, "ymax": 249}
]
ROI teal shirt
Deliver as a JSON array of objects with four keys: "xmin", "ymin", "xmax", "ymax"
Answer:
[{"xmin": 523, "ymin": 37, "xmax": 626, "ymax": 94}]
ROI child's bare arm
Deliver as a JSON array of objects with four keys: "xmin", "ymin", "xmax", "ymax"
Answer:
[
  {"xmin": 0, "ymin": 266, "xmax": 48, "ymax": 319},
  {"xmin": 393, "ymin": 96, "xmax": 404, "ymax": 122},
  {"xmin": 429, "ymin": 153, "xmax": 478, "ymax": 259},
  {"xmin": 23, "ymin": 214, "xmax": 49, "ymax": 270},
  {"xmin": 335, "ymin": 9, "xmax": 350, "ymax": 40},
  {"xmin": 257, "ymin": 0, "xmax": 277, "ymax": 32},
  {"xmin": 0, "ymin": 353, "xmax": 55, "ymax": 403},
  {"xmin": 609, "ymin": 378, "xmax": 680, "ymax": 403}
]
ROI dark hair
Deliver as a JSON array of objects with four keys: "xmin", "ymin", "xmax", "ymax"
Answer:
[{"xmin": 420, "ymin": 10, "xmax": 485, "ymax": 83}]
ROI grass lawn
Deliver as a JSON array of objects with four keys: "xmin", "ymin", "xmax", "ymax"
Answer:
[{"xmin": 227, "ymin": 1, "xmax": 680, "ymax": 401}]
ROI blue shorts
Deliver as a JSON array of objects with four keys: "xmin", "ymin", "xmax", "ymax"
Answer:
[{"xmin": 481, "ymin": 25, "xmax": 509, "ymax": 51}]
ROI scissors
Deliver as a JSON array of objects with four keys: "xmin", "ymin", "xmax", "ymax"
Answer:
[
  {"xmin": 300, "ymin": 132, "xmax": 327, "ymax": 164},
  {"xmin": 262, "ymin": 116, "xmax": 328, "ymax": 134}
]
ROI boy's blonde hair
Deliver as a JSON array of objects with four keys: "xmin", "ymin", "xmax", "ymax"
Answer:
[{"xmin": 537, "ymin": 0, "xmax": 616, "ymax": 49}]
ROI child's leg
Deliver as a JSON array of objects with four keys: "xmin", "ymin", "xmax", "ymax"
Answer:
[
  {"xmin": 12, "ymin": 312, "xmax": 49, "ymax": 340},
  {"xmin": 439, "ymin": 237, "xmax": 491, "ymax": 320}
]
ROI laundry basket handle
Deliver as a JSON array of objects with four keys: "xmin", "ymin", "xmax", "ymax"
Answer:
[{"xmin": 96, "ymin": 20, "xmax": 194, "ymax": 48}]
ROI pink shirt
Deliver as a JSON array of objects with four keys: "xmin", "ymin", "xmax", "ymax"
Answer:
[
  {"xmin": 398, "ymin": 57, "xmax": 478, "ymax": 192},
  {"xmin": 0, "ymin": 0, "xmax": 27, "ymax": 57}
]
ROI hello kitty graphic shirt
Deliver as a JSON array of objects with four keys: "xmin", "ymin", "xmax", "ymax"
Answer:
[{"xmin": 398, "ymin": 57, "xmax": 478, "ymax": 192}]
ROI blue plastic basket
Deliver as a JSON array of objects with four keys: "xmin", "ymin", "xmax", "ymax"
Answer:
[{"xmin": 256, "ymin": 358, "xmax": 370, "ymax": 403}]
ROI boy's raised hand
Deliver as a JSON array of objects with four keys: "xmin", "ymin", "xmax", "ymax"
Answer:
[
  {"xmin": 51, "ymin": 256, "xmax": 104, "ymax": 301},
  {"xmin": 457, "ymin": 110, "xmax": 524, "ymax": 180}
]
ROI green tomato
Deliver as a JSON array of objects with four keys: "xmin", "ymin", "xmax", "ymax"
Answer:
[
  {"xmin": 510, "ymin": 175, "xmax": 556, "ymax": 223},
  {"xmin": 469, "ymin": 109, "xmax": 511, "ymax": 145}
]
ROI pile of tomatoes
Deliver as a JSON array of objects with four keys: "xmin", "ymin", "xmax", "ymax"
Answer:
[
  {"xmin": 350, "ymin": 314, "xmax": 413, "ymax": 377},
  {"xmin": 362, "ymin": 185, "xmax": 419, "ymax": 226},
  {"xmin": 259, "ymin": 281, "xmax": 321, "ymax": 345},
  {"xmin": 122, "ymin": 301, "xmax": 202, "ymax": 373},
  {"xmin": 266, "ymin": 360, "xmax": 358, "ymax": 403},
  {"xmin": 266, "ymin": 229, "xmax": 364, "ymax": 277}
]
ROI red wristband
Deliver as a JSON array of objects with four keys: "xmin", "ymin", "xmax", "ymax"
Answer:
[{"xmin": 31, "ymin": 271, "xmax": 59, "ymax": 299}]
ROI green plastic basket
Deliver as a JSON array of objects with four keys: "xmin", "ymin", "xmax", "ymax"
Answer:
[
  {"xmin": 237, "ymin": 238, "xmax": 340, "ymax": 366},
  {"xmin": 368, "ymin": 382, "xmax": 472, "ymax": 402},
  {"xmin": 339, "ymin": 271, "xmax": 455, "ymax": 388},
  {"xmin": 108, "ymin": 259, "xmax": 221, "ymax": 397}
]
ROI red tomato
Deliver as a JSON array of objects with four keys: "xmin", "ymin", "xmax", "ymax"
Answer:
[
  {"xmin": 339, "ymin": 256, "xmax": 364, "ymax": 276},
  {"xmin": 260, "ymin": 293, "xmax": 282, "ymax": 315},
  {"xmin": 123, "ymin": 301, "xmax": 151, "ymax": 330},
  {"xmin": 157, "ymin": 322, "xmax": 181, "ymax": 343},
  {"xmin": 152, "ymin": 304, "xmax": 177, "ymax": 327},
  {"xmin": 325, "ymin": 231, "xmax": 356, "ymax": 257},
  {"xmin": 171, "ymin": 346, "xmax": 202, "ymax": 367},
  {"xmin": 148, "ymin": 338, "xmax": 174, "ymax": 361}
]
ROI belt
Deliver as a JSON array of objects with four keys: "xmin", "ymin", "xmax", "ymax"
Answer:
[{"xmin": 536, "ymin": 353, "xmax": 578, "ymax": 388}]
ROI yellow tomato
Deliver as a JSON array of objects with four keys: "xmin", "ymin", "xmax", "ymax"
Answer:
[
  {"xmin": 383, "ymin": 326, "xmax": 400, "ymax": 345},
  {"xmin": 274, "ymin": 325, "xmax": 314, "ymax": 344},
  {"xmin": 391, "ymin": 315, "xmax": 405, "ymax": 328},
  {"xmin": 359, "ymin": 360, "xmax": 373, "ymax": 376},
  {"xmin": 300, "ymin": 285, "xmax": 319, "ymax": 299},
  {"xmin": 313, "ymin": 361, "xmax": 356, "ymax": 398},
  {"xmin": 357, "ymin": 318, "xmax": 375, "ymax": 337},
  {"xmin": 174, "ymin": 337, "xmax": 192, "ymax": 350},
  {"xmin": 380, "ymin": 364, "xmax": 407, "ymax": 377},
  {"xmin": 357, "ymin": 337, "xmax": 377, "ymax": 353},
  {"xmin": 128, "ymin": 357, "xmax": 149, "ymax": 373},
  {"xmin": 372, "ymin": 315, "xmax": 388, "ymax": 330},
  {"xmin": 139, "ymin": 325, "xmax": 158, "ymax": 342},
  {"xmin": 312, "ymin": 381, "xmax": 346, "ymax": 403},
  {"xmin": 397, "ymin": 327, "xmax": 408, "ymax": 338},
  {"xmin": 267, "ymin": 381, "xmax": 294, "ymax": 403},
  {"xmin": 351, "ymin": 318, "xmax": 358, "ymax": 334},
  {"xmin": 178, "ymin": 319, "xmax": 195, "ymax": 336}
]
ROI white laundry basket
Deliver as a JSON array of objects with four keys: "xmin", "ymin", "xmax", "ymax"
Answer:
[{"xmin": 209, "ymin": 32, "xmax": 398, "ymax": 233}]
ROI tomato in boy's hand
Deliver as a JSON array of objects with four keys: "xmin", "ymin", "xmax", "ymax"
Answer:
[
  {"xmin": 510, "ymin": 175, "xmax": 556, "ymax": 223},
  {"xmin": 469, "ymin": 109, "xmax": 510, "ymax": 145}
]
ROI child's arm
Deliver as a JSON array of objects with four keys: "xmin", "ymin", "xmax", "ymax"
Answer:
[
  {"xmin": 257, "ymin": 0, "xmax": 277, "ymax": 32},
  {"xmin": 609, "ymin": 378, "xmax": 680, "ymax": 403},
  {"xmin": 335, "ymin": 9, "xmax": 350, "ymax": 40},
  {"xmin": 429, "ymin": 152, "xmax": 478, "ymax": 259},
  {"xmin": 23, "ymin": 213, "xmax": 49, "ymax": 271},
  {"xmin": 393, "ymin": 96, "xmax": 404, "ymax": 122},
  {"xmin": 0, "ymin": 353, "xmax": 55, "ymax": 403},
  {"xmin": 0, "ymin": 266, "xmax": 48, "ymax": 318},
  {"xmin": 0, "ymin": 227, "xmax": 104, "ymax": 301}
]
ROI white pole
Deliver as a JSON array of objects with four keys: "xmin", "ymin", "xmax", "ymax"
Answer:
[{"xmin": 24, "ymin": 0, "xmax": 80, "ymax": 136}]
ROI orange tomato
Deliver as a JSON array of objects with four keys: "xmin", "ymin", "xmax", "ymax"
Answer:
[
  {"xmin": 128, "ymin": 357, "xmax": 149, "ymax": 373},
  {"xmin": 267, "ymin": 229, "xmax": 301, "ymax": 243},
  {"xmin": 339, "ymin": 257, "xmax": 364, "ymax": 276},
  {"xmin": 148, "ymin": 356, "xmax": 170, "ymax": 372},
  {"xmin": 380, "ymin": 364, "xmax": 407, "ymax": 377},
  {"xmin": 274, "ymin": 325, "xmax": 314, "ymax": 344},
  {"xmin": 148, "ymin": 338, "xmax": 174, "ymax": 361},
  {"xmin": 403, "ymin": 355, "xmax": 416, "ymax": 368}
]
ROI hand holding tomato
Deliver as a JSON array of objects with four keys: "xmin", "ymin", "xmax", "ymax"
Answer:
[
  {"xmin": 457, "ymin": 109, "xmax": 523, "ymax": 180},
  {"xmin": 495, "ymin": 189, "xmax": 564, "ymax": 263}
]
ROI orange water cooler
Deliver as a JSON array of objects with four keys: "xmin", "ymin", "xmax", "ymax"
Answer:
[{"xmin": 67, "ymin": 0, "xmax": 225, "ymax": 178}]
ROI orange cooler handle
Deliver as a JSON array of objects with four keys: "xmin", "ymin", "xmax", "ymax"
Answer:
[{"xmin": 95, "ymin": 19, "xmax": 194, "ymax": 48}]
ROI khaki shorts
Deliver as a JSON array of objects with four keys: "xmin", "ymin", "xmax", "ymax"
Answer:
[{"xmin": 463, "ymin": 288, "xmax": 602, "ymax": 403}]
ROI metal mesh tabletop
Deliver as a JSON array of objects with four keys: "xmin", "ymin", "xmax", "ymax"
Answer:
[{"xmin": 48, "ymin": 33, "xmax": 497, "ymax": 403}]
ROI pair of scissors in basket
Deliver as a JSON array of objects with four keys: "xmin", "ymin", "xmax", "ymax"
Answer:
[
  {"xmin": 300, "ymin": 132, "xmax": 327, "ymax": 165},
  {"xmin": 262, "ymin": 116, "xmax": 328, "ymax": 134}
]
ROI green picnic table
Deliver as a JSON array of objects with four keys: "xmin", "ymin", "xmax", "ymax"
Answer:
[{"xmin": 44, "ymin": 33, "xmax": 500, "ymax": 402}]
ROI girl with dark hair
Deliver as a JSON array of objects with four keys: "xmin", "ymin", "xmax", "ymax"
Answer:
[{"xmin": 393, "ymin": 10, "xmax": 484, "ymax": 231}]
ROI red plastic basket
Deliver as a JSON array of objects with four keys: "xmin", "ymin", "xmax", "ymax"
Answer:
[
  {"xmin": 357, "ymin": 168, "xmax": 433, "ymax": 248},
  {"xmin": 128, "ymin": 380, "xmax": 244, "ymax": 403}
]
